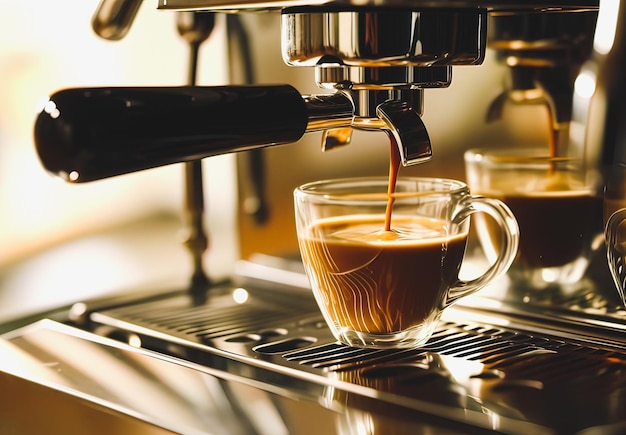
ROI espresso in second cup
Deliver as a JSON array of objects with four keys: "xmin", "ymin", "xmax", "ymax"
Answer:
[
  {"xmin": 491, "ymin": 190, "xmax": 602, "ymax": 269},
  {"xmin": 298, "ymin": 214, "xmax": 468, "ymax": 334},
  {"xmin": 465, "ymin": 149, "xmax": 604, "ymax": 287}
]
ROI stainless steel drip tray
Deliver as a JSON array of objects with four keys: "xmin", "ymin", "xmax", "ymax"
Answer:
[{"xmin": 85, "ymin": 274, "xmax": 626, "ymax": 434}]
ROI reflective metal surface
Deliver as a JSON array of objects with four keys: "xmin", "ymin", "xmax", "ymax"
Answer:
[
  {"xmin": 1, "ymin": 247, "xmax": 625, "ymax": 434},
  {"xmin": 7, "ymin": 255, "xmax": 615, "ymax": 435},
  {"xmin": 0, "ymin": 318, "xmax": 509, "ymax": 434},
  {"xmin": 282, "ymin": 8, "xmax": 486, "ymax": 68},
  {"xmin": 0, "ymin": 319, "xmax": 333, "ymax": 435}
]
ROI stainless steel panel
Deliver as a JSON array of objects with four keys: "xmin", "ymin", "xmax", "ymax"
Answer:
[
  {"xmin": 74, "ymin": 264, "xmax": 626, "ymax": 434},
  {"xmin": 1, "ymin": 319, "xmax": 502, "ymax": 434}
]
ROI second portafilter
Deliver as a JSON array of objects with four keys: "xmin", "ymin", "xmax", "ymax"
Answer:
[{"xmin": 486, "ymin": 11, "xmax": 598, "ymax": 158}]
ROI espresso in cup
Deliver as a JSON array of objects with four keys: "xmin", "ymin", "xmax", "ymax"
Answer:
[
  {"xmin": 294, "ymin": 177, "xmax": 519, "ymax": 348},
  {"xmin": 299, "ymin": 215, "xmax": 467, "ymax": 335},
  {"xmin": 465, "ymin": 149, "xmax": 603, "ymax": 289},
  {"xmin": 499, "ymin": 190, "xmax": 602, "ymax": 269}
]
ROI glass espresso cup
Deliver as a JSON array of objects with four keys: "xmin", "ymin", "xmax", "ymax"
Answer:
[
  {"xmin": 604, "ymin": 164, "xmax": 626, "ymax": 308},
  {"xmin": 605, "ymin": 209, "xmax": 626, "ymax": 307},
  {"xmin": 294, "ymin": 177, "xmax": 519, "ymax": 349},
  {"xmin": 465, "ymin": 148, "xmax": 604, "ymax": 291}
]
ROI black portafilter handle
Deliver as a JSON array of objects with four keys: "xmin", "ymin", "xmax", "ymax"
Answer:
[{"xmin": 34, "ymin": 85, "xmax": 309, "ymax": 182}]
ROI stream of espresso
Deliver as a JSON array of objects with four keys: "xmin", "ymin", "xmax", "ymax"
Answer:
[
  {"xmin": 545, "ymin": 101, "xmax": 560, "ymax": 175},
  {"xmin": 385, "ymin": 134, "xmax": 402, "ymax": 232},
  {"xmin": 382, "ymin": 101, "xmax": 560, "ymax": 232}
]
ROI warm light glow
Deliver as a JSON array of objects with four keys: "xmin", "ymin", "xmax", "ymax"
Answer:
[
  {"xmin": 443, "ymin": 306, "xmax": 511, "ymax": 328},
  {"xmin": 36, "ymin": 96, "xmax": 50, "ymax": 112},
  {"xmin": 43, "ymin": 99, "xmax": 60, "ymax": 119},
  {"xmin": 505, "ymin": 55, "xmax": 520, "ymax": 67},
  {"xmin": 574, "ymin": 69, "xmax": 597, "ymax": 99},
  {"xmin": 438, "ymin": 354, "xmax": 486, "ymax": 383},
  {"xmin": 594, "ymin": 0, "xmax": 620, "ymax": 55},
  {"xmin": 232, "ymin": 287, "xmax": 249, "ymax": 304},
  {"xmin": 541, "ymin": 268, "xmax": 558, "ymax": 283},
  {"xmin": 43, "ymin": 99, "xmax": 55, "ymax": 112},
  {"xmin": 0, "ymin": 1, "xmax": 230, "ymax": 275},
  {"xmin": 354, "ymin": 414, "xmax": 374, "ymax": 435},
  {"xmin": 488, "ymin": 412, "xmax": 502, "ymax": 432},
  {"xmin": 128, "ymin": 334, "xmax": 142, "ymax": 348},
  {"xmin": 0, "ymin": 236, "xmax": 148, "ymax": 320}
]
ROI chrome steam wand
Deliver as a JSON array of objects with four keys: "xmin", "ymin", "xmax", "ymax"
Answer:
[{"xmin": 177, "ymin": 11, "xmax": 216, "ymax": 292}]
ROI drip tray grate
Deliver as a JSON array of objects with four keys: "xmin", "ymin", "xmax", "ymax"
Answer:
[{"xmin": 89, "ymin": 284, "xmax": 626, "ymax": 434}]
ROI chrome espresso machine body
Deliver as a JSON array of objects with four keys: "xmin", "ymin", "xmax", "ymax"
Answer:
[{"xmin": 1, "ymin": 0, "xmax": 626, "ymax": 434}]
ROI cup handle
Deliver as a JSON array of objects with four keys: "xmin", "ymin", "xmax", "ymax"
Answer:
[
  {"xmin": 445, "ymin": 196, "xmax": 520, "ymax": 307},
  {"xmin": 605, "ymin": 208, "xmax": 626, "ymax": 307}
]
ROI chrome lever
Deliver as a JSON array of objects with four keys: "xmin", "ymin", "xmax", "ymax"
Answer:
[{"xmin": 376, "ymin": 100, "xmax": 433, "ymax": 166}]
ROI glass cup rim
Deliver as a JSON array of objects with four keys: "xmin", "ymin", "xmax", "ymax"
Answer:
[
  {"xmin": 464, "ymin": 147, "xmax": 578, "ymax": 165},
  {"xmin": 295, "ymin": 176, "xmax": 469, "ymax": 203}
]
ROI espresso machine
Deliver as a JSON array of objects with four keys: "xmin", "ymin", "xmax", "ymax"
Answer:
[{"xmin": 1, "ymin": 0, "xmax": 625, "ymax": 433}]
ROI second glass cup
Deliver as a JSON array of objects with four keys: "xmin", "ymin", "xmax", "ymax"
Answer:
[
  {"xmin": 464, "ymin": 148, "xmax": 604, "ymax": 292},
  {"xmin": 605, "ymin": 209, "xmax": 626, "ymax": 307},
  {"xmin": 294, "ymin": 177, "xmax": 519, "ymax": 349},
  {"xmin": 603, "ymin": 163, "xmax": 626, "ymax": 308}
]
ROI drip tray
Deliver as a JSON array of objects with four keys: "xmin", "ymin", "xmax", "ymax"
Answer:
[{"xmin": 88, "ymin": 280, "xmax": 626, "ymax": 434}]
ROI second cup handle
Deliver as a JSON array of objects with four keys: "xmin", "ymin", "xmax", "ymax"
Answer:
[
  {"xmin": 605, "ymin": 209, "xmax": 626, "ymax": 307},
  {"xmin": 445, "ymin": 196, "xmax": 520, "ymax": 307}
]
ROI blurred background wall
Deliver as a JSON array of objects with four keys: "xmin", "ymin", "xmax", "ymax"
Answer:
[{"xmin": 0, "ymin": 1, "xmax": 234, "ymax": 320}]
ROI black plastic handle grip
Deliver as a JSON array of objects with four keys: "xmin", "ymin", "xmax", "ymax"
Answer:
[{"xmin": 34, "ymin": 85, "xmax": 308, "ymax": 182}]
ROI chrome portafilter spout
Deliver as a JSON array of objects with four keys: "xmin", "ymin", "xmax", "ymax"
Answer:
[
  {"xmin": 306, "ymin": 85, "xmax": 435, "ymax": 166},
  {"xmin": 486, "ymin": 11, "xmax": 598, "ymax": 157},
  {"xmin": 311, "ymin": 65, "xmax": 450, "ymax": 164}
]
